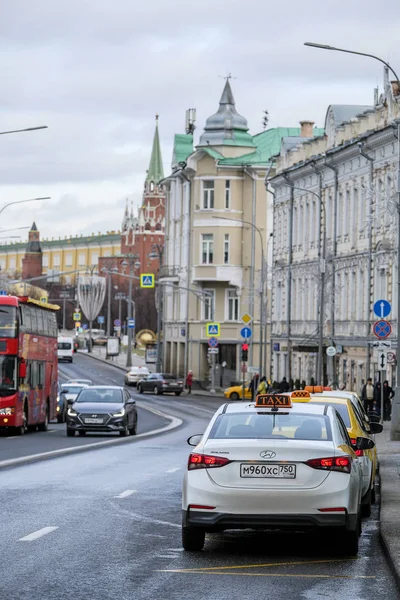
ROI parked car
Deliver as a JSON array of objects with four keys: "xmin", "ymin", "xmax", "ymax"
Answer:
[
  {"xmin": 224, "ymin": 382, "xmax": 252, "ymax": 400},
  {"xmin": 137, "ymin": 373, "xmax": 184, "ymax": 395},
  {"xmin": 66, "ymin": 385, "xmax": 137, "ymax": 437},
  {"xmin": 66, "ymin": 379, "xmax": 93, "ymax": 386},
  {"xmin": 125, "ymin": 366, "xmax": 150, "ymax": 387}
]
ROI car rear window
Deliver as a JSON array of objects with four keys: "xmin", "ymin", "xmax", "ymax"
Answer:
[
  {"xmin": 58, "ymin": 342, "xmax": 72, "ymax": 350},
  {"xmin": 208, "ymin": 413, "xmax": 332, "ymax": 441},
  {"xmin": 324, "ymin": 403, "xmax": 351, "ymax": 428},
  {"xmin": 61, "ymin": 386, "xmax": 84, "ymax": 394},
  {"xmin": 76, "ymin": 389, "xmax": 122, "ymax": 403}
]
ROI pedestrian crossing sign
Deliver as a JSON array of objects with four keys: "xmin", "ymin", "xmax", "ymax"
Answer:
[
  {"xmin": 206, "ymin": 322, "xmax": 220, "ymax": 337},
  {"xmin": 140, "ymin": 273, "xmax": 155, "ymax": 288}
]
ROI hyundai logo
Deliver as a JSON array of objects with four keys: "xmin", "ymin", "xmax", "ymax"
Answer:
[
  {"xmin": 260, "ymin": 450, "xmax": 276, "ymax": 459},
  {"xmin": 91, "ymin": 415, "xmax": 98, "ymax": 418}
]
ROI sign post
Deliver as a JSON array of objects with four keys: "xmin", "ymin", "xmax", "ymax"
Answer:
[{"xmin": 210, "ymin": 352, "xmax": 216, "ymax": 394}]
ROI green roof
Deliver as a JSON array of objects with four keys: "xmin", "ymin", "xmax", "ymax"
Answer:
[
  {"xmin": 0, "ymin": 232, "xmax": 121, "ymax": 252},
  {"xmin": 146, "ymin": 118, "xmax": 164, "ymax": 183},
  {"xmin": 172, "ymin": 133, "xmax": 193, "ymax": 166},
  {"xmin": 218, "ymin": 127, "xmax": 325, "ymax": 166}
]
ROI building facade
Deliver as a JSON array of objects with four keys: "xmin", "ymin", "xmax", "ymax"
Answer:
[
  {"xmin": 270, "ymin": 68, "xmax": 400, "ymax": 392},
  {"xmin": 161, "ymin": 80, "xmax": 323, "ymax": 384}
]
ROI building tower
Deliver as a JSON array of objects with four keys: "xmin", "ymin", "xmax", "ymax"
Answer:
[{"xmin": 22, "ymin": 222, "xmax": 43, "ymax": 280}]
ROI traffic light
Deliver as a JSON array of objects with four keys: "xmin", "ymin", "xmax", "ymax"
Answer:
[{"xmin": 241, "ymin": 343, "xmax": 249, "ymax": 362}]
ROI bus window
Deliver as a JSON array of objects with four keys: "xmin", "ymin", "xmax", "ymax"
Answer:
[
  {"xmin": 30, "ymin": 308, "xmax": 38, "ymax": 334},
  {"xmin": 38, "ymin": 362, "xmax": 44, "ymax": 389},
  {"xmin": 29, "ymin": 362, "xmax": 39, "ymax": 388},
  {"xmin": 0, "ymin": 306, "xmax": 18, "ymax": 338},
  {"xmin": 0, "ymin": 356, "xmax": 17, "ymax": 391},
  {"xmin": 37, "ymin": 311, "xmax": 44, "ymax": 335},
  {"xmin": 22, "ymin": 305, "xmax": 32, "ymax": 332}
]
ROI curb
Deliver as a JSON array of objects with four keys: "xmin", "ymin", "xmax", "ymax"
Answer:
[
  {"xmin": 0, "ymin": 403, "xmax": 182, "ymax": 471},
  {"xmin": 378, "ymin": 470, "xmax": 400, "ymax": 592}
]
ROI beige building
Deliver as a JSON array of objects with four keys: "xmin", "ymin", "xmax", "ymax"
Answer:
[{"xmin": 161, "ymin": 80, "xmax": 313, "ymax": 385}]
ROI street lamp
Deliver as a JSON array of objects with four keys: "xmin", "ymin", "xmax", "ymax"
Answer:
[
  {"xmin": 0, "ymin": 197, "xmax": 50, "ymax": 218},
  {"xmin": 115, "ymin": 292, "xmax": 126, "ymax": 332},
  {"xmin": 213, "ymin": 215, "xmax": 265, "ymax": 376},
  {"xmin": 101, "ymin": 266, "xmax": 118, "ymax": 337},
  {"xmin": 121, "ymin": 256, "xmax": 141, "ymax": 368},
  {"xmin": 0, "ymin": 126, "xmax": 48, "ymax": 136},
  {"xmin": 148, "ymin": 244, "xmax": 164, "ymax": 373},
  {"xmin": 304, "ymin": 41, "xmax": 400, "ymax": 438}
]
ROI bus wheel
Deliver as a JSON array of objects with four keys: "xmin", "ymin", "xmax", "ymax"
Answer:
[
  {"xmin": 15, "ymin": 404, "xmax": 28, "ymax": 436},
  {"xmin": 38, "ymin": 404, "xmax": 49, "ymax": 432}
]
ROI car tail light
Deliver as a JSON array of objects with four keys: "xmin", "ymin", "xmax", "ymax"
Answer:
[
  {"xmin": 189, "ymin": 504, "xmax": 216, "ymax": 510},
  {"xmin": 162, "ymin": 380, "xmax": 168, "ymax": 385},
  {"xmin": 318, "ymin": 507, "xmax": 346, "ymax": 512},
  {"xmin": 188, "ymin": 453, "xmax": 231, "ymax": 470},
  {"xmin": 305, "ymin": 456, "xmax": 352, "ymax": 473},
  {"xmin": 350, "ymin": 438, "xmax": 364, "ymax": 457}
]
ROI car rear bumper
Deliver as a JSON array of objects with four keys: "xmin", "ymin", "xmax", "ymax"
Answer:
[{"xmin": 182, "ymin": 509, "xmax": 356, "ymax": 532}]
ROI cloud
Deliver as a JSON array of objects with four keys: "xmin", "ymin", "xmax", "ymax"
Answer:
[{"xmin": 0, "ymin": 0, "xmax": 398, "ymax": 242}]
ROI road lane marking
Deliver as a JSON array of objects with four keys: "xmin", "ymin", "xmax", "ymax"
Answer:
[
  {"xmin": 114, "ymin": 490, "xmax": 136, "ymax": 498},
  {"xmin": 18, "ymin": 526, "xmax": 59, "ymax": 542},
  {"xmin": 157, "ymin": 570, "xmax": 376, "ymax": 579},
  {"xmin": 166, "ymin": 558, "xmax": 357, "ymax": 571},
  {"xmin": 166, "ymin": 467, "xmax": 181, "ymax": 473}
]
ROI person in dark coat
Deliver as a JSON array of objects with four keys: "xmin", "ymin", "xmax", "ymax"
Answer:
[
  {"xmin": 383, "ymin": 380, "xmax": 394, "ymax": 421},
  {"xmin": 279, "ymin": 377, "xmax": 290, "ymax": 392},
  {"xmin": 248, "ymin": 374, "xmax": 259, "ymax": 401}
]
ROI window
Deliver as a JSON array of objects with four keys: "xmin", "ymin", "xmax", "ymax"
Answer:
[
  {"xmin": 227, "ymin": 288, "xmax": 239, "ymax": 321},
  {"xmin": 225, "ymin": 180, "xmax": 231, "ymax": 209},
  {"xmin": 203, "ymin": 290, "xmax": 215, "ymax": 321},
  {"xmin": 53, "ymin": 254, "xmax": 60, "ymax": 267},
  {"xmin": 91, "ymin": 252, "xmax": 99, "ymax": 264},
  {"xmin": 42, "ymin": 255, "xmax": 49, "ymax": 268},
  {"xmin": 224, "ymin": 234, "xmax": 230, "ymax": 264},
  {"xmin": 201, "ymin": 234, "xmax": 214, "ymax": 264},
  {"xmin": 0, "ymin": 356, "xmax": 17, "ymax": 391},
  {"xmin": 9, "ymin": 258, "xmax": 16, "ymax": 269},
  {"xmin": 78, "ymin": 253, "xmax": 86, "ymax": 266},
  {"xmin": 65, "ymin": 253, "xmax": 73, "ymax": 267},
  {"xmin": 203, "ymin": 180, "xmax": 214, "ymax": 209},
  {"xmin": 0, "ymin": 306, "xmax": 18, "ymax": 338}
]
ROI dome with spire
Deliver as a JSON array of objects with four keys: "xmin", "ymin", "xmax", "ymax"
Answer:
[
  {"xmin": 198, "ymin": 79, "xmax": 255, "ymax": 148},
  {"xmin": 145, "ymin": 115, "xmax": 164, "ymax": 186}
]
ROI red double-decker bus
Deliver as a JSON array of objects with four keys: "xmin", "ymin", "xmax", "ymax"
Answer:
[{"xmin": 0, "ymin": 294, "xmax": 59, "ymax": 435}]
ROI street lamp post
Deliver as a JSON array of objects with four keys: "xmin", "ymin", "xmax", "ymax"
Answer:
[
  {"xmin": 149, "ymin": 244, "xmax": 164, "ymax": 373},
  {"xmin": 0, "ymin": 197, "xmax": 50, "ymax": 218},
  {"xmin": 101, "ymin": 267, "xmax": 118, "ymax": 337},
  {"xmin": 121, "ymin": 256, "xmax": 140, "ymax": 368},
  {"xmin": 0, "ymin": 126, "xmax": 48, "ymax": 136},
  {"xmin": 213, "ymin": 216, "xmax": 265, "ymax": 376},
  {"xmin": 304, "ymin": 41, "xmax": 400, "ymax": 437},
  {"xmin": 115, "ymin": 292, "xmax": 126, "ymax": 332}
]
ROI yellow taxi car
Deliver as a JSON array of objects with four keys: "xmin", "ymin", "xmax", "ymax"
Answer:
[
  {"xmin": 224, "ymin": 382, "xmax": 252, "ymax": 401},
  {"xmin": 292, "ymin": 391, "xmax": 382, "ymax": 517}
]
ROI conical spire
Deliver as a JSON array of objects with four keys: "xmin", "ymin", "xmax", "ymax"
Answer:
[
  {"xmin": 219, "ymin": 79, "xmax": 235, "ymax": 105},
  {"xmin": 31, "ymin": 221, "xmax": 38, "ymax": 231},
  {"xmin": 145, "ymin": 115, "xmax": 164, "ymax": 183}
]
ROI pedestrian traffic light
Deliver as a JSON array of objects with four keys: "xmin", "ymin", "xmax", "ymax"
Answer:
[{"xmin": 241, "ymin": 343, "xmax": 249, "ymax": 362}]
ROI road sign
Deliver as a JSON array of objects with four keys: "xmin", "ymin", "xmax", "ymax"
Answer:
[
  {"xmin": 387, "ymin": 351, "xmax": 396, "ymax": 364},
  {"xmin": 378, "ymin": 350, "xmax": 387, "ymax": 370},
  {"xmin": 240, "ymin": 326, "xmax": 252, "ymax": 339},
  {"xmin": 373, "ymin": 320, "xmax": 392, "ymax": 339},
  {"xmin": 372, "ymin": 340, "xmax": 392, "ymax": 349},
  {"xmin": 208, "ymin": 348, "xmax": 219, "ymax": 354},
  {"xmin": 374, "ymin": 299, "xmax": 391, "ymax": 319},
  {"xmin": 208, "ymin": 337, "xmax": 218, "ymax": 348},
  {"xmin": 97, "ymin": 316, "xmax": 105, "ymax": 324},
  {"xmin": 128, "ymin": 318, "xmax": 135, "ymax": 329},
  {"xmin": 206, "ymin": 323, "xmax": 220, "ymax": 337},
  {"xmin": 114, "ymin": 319, "xmax": 121, "ymax": 327},
  {"xmin": 140, "ymin": 273, "xmax": 155, "ymax": 288},
  {"xmin": 0, "ymin": 290, "xmax": 7, "ymax": 296},
  {"xmin": 248, "ymin": 366, "xmax": 259, "ymax": 374},
  {"xmin": 326, "ymin": 346, "xmax": 336, "ymax": 357},
  {"xmin": 40, "ymin": 297, "xmax": 47, "ymax": 304},
  {"xmin": 73, "ymin": 312, "xmax": 81, "ymax": 321},
  {"xmin": 75, "ymin": 322, "xmax": 81, "ymax": 328},
  {"xmin": 241, "ymin": 362, "xmax": 247, "ymax": 373},
  {"xmin": 241, "ymin": 313, "xmax": 252, "ymax": 325}
]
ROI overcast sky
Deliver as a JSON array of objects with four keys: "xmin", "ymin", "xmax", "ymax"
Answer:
[{"xmin": 0, "ymin": 1, "xmax": 398, "ymax": 243}]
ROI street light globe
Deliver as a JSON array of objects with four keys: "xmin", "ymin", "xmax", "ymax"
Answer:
[{"xmin": 134, "ymin": 260, "xmax": 141, "ymax": 270}]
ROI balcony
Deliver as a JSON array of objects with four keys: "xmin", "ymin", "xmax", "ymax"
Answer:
[
  {"xmin": 192, "ymin": 265, "xmax": 243, "ymax": 286},
  {"xmin": 159, "ymin": 265, "xmax": 179, "ymax": 280}
]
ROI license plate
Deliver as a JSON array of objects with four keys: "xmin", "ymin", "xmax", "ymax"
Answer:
[
  {"xmin": 84, "ymin": 418, "xmax": 103, "ymax": 424},
  {"xmin": 240, "ymin": 463, "xmax": 296, "ymax": 478}
]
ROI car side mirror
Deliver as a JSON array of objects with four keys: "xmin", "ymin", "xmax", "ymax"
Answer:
[
  {"xmin": 187, "ymin": 434, "xmax": 203, "ymax": 447},
  {"xmin": 356, "ymin": 437, "xmax": 375, "ymax": 451},
  {"xmin": 126, "ymin": 398, "xmax": 136, "ymax": 405},
  {"xmin": 67, "ymin": 399, "xmax": 74, "ymax": 406},
  {"xmin": 368, "ymin": 411, "xmax": 380, "ymax": 423},
  {"xmin": 369, "ymin": 422, "xmax": 383, "ymax": 434}
]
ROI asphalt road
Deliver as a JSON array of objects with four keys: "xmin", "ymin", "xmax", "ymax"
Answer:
[{"xmin": 0, "ymin": 355, "xmax": 398, "ymax": 599}]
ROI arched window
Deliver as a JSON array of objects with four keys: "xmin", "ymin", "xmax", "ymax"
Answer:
[
  {"xmin": 145, "ymin": 222, "xmax": 151, "ymax": 231},
  {"xmin": 155, "ymin": 222, "xmax": 162, "ymax": 231}
]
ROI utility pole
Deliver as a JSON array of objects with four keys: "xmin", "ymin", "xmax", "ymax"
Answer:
[
  {"xmin": 121, "ymin": 256, "xmax": 140, "ymax": 368},
  {"xmin": 149, "ymin": 243, "xmax": 165, "ymax": 373}
]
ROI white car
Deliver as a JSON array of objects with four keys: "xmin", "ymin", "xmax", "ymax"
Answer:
[
  {"xmin": 124, "ymin": 366, "xmax": 150, "ymax": 387},
  {"xmin": 182, "ymin": 392, "xmax": 367, "ymax": 555}
]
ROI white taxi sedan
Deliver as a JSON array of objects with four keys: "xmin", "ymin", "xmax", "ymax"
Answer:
[{"xmin": 182, "ymin": 391, "xmax": 367, "ymax": 555}]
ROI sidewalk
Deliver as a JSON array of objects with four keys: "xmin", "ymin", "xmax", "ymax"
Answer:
[
  {"xmin": 376, "ymin": 423, "xmax": 400, "ymax": 588},
  {"xmin": 79, "ymin": 348, "xmax": 225, "ymax": 399}
]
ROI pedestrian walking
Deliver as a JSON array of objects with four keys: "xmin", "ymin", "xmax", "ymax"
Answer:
[
  {"xmin": 257, "ymin": 376, "xmax": 267, "ymax": 395},
  {"xmin": 383, "ymin": 380, "xmax": 394, "ymax": 421},
  {"xmin": 248, "ymin": 374, "xmax": 259, "ymax": 401},
  {"xmin": 185, "ymin": 370, "xmax": 193, "ymax": 395},
  {"xmin": 361, "ymin": 378, "xmax": 375, "ymax": 413}
]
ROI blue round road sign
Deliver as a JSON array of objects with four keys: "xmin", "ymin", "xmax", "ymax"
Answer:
[
  {"xmin": 373, "ymin": 299, "xmax": 391, "ymax": 319},
  {"xmin": 373, "ymin": 320, "xmax": 392, "ymax": 339},
  {"xmin": 240, "ymin": 326, "xmax": 252, "ymax": 339},
  {"xmin": 208, "ymin": 337, "xmax": 218, "ymax": 348},
  {"xmin": 114, "ymin": 319, "xmax": 121, "ymax": 327}
]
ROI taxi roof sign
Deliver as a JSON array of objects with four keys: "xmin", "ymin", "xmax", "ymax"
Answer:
[
  {"xmin": 304, "ymin": 386, "xmax": 331, "ymax": 393},
  {"xmin": 255, "ymin": 394, "xmax": 292, "ymax": 408},
  {"xmin": 291, "ymin": 390, "xmax": 311, "ymax": 399}
]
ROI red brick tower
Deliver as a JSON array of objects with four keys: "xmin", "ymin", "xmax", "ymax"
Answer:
[{"xmin": 22, "ymin": 222, "xmax": 43, "ymax": 280}]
